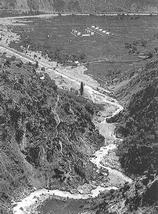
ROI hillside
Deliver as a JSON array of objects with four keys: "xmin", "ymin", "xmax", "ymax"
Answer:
[
  {"xmin": 107, "ymin": 59, "xmax": 158, "ymax": 177},
  {"xmin": 0, "ymin": 0, "xmax": 158, "ymax": 15},
  {"xmin": 103, "ymin": 57, "xmax": 158, "ymax": 177},
  {"xmin": 0, "ymin": 54, "xmax": 104, "ymax": 213},
  {"xmin": 89, "ymin": 57, "xmax": 158, "ymax": 214}
]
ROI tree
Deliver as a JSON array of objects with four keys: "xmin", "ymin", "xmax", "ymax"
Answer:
[
  {"xmin": 80, "ymin": 82, "xmax": 84, "ymax": 96},
  {"xmin": 35, "ymin": 61, "xmax": 38, "ymax": 69}
]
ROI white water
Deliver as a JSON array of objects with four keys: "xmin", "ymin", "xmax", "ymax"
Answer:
[{"xmin": 89, "ymin": 89, "xmax": 132, "ymax": 185}]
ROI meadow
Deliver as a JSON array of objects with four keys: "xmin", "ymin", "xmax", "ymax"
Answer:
[{"xmin": 11, "ymin": 14, "xmax": 158, "ymax": 86}]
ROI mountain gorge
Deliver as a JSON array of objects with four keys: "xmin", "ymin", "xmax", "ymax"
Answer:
[
  {"xmin": 0, "ymin": 8, "xmax": 158, "ymax": 214},
  {"xmin": 0, "ymin": 0, "xmax": 158, "ymax": 14},
  {"xmin": 86, "ymin": 58, "xmax": 158, "ymax": 214}
]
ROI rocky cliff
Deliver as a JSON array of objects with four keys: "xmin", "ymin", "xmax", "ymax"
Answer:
[
  {"xmin": 108, "ymin": 59, "xmax": 158, "ymax": 176},
  {"xmin": 0, "ymin": 0, "xmax": 158, "ymax": 14}
]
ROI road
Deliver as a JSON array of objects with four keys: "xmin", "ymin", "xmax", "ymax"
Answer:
[{"xmin": 0, "ymin": 12, "xmax": 157, "ymax": 21}]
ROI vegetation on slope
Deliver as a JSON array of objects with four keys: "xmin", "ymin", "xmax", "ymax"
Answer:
[
  {"xmin": 116, "ymin": 82, "xmax": 158, "ymax": 175},
  {"xmin": 88, "ymin": 175, "xmax": 158, "ymax": 214},
  {"xmin": 110, "ymin": 60, "xmax": 158, "ymax": 176},
  {"xmin": 0, "ymin": 54, "xmax": 104, "ymax": 213},
  {"xmin": 90, "ymin": 58, "xmax": 158, "ymax": 214}
]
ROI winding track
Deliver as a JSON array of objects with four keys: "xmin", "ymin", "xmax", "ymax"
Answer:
[{"xmin": 53, "ymin": 95, "xmax": 60, "ymax": 127}]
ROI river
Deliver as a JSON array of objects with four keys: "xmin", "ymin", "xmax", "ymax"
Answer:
[{"xmin": 12, "ymin": 81, "xmax": 132, "ymax": 214}]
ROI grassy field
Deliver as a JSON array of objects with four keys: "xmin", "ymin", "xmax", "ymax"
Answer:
[{"xmin": 11, "ymin": 15, "xmax": 158, "ymax": 86}]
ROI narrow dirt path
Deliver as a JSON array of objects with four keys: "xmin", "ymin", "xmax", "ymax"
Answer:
[{"xmin": 53, "ymin": 95, "xmax": 60, "ymax": 127}]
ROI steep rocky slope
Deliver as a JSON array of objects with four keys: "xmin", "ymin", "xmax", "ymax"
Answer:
[
  {"xmin": 0, "ymin": 0, "xmax": 158, "ymax": 14},
  {"xmin": 0, "ymin": 55, "xmax": 104, "ymax": 213},
  {"xmin": 108, "ymin": 60, "xmax": 158, "ymax": 176},
  {"xmin": 88, "ymin": 176, "xmax": 158, "ymax": 214}
]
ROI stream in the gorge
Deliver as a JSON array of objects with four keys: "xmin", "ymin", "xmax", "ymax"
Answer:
[{"xmin": 13, "ymin": 85, "xmax": 132, "ymax": 214}]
